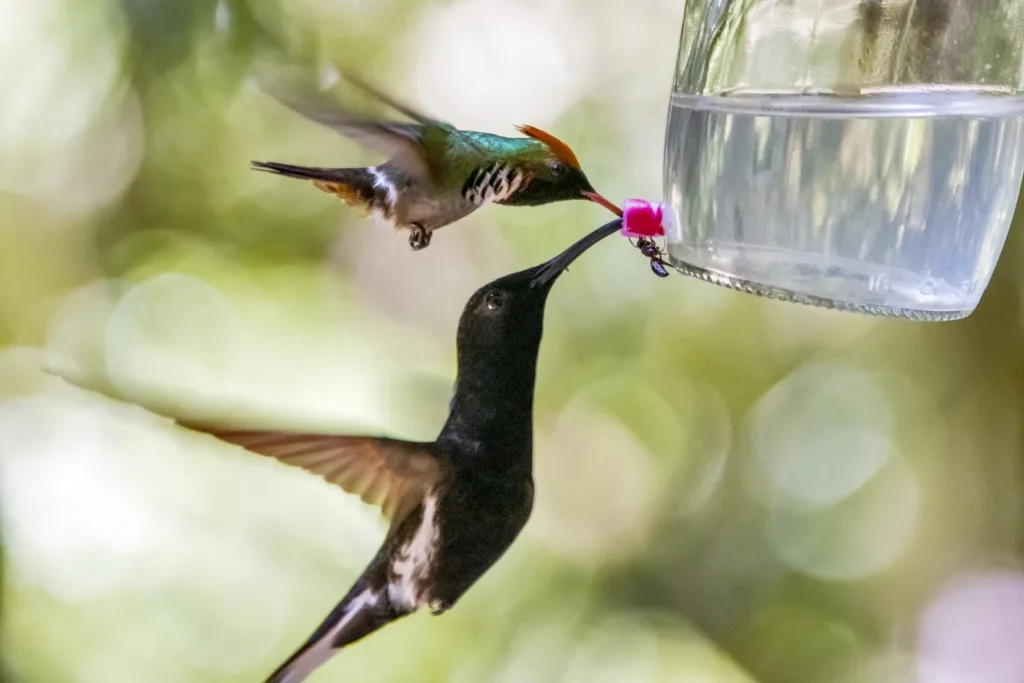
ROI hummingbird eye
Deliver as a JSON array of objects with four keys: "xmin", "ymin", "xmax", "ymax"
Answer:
[
  {"xmin": 549, "ymin": 161, "xmax": 568, "ymax": 179},
  {"xmin": 484, "ymin": 290, "xmax": 506, "ymax": 311}
]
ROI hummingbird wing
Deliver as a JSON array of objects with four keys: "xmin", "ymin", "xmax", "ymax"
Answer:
[
  {"xmin": 264, "ymin": 82, "xmax": 432, "ymax": 180},
  {"xmin": 43, "ymin": 366, "xmax": 438, "ymax": 523},
  {"xmin": 332, "ymin": 71, "xmax": 490, "ymax": 163},
  {"xmin": 260, "ymin": 73, "xmax": 487, "ymax": 182},
  {"xmin": 182, "ymin": 424, "xmax": 440, "ymax": 523},
  {"xmin": 339, "ymin": 71, "xmax": 444, "ymax": 130}
]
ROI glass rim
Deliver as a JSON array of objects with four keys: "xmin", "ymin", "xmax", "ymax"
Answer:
[{"xmin": 670, "ymin": 87, "xmax": 1024, "ymax": 118}]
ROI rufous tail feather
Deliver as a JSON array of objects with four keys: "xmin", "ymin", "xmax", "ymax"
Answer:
[{"xmin": 252, "ymin": 161, "xmax": 393, "ymax": 218}]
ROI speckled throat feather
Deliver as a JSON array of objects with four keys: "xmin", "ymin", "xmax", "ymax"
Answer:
[{"xmin": 460, "ymin": 161, "xmax": 530, "ymax": 206}]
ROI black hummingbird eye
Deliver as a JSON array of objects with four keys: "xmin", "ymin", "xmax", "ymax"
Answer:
[
  {"xmin": 484, "ymin": 290, "xmax": 506, "ymax": 311},
  {"xmin": 550, "ymin": 161, "xmax": 568, "ymax": 179}
]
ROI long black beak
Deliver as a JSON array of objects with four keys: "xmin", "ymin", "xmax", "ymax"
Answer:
[{"xmin": 530, "ymin": 217, "xmax": 623, "ymax": 288}]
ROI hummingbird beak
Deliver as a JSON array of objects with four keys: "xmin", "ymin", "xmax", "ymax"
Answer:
[
  {"xmin": 530, "ymin": 217, "xmax": 623, "ymax": 288},
  {"xmin": 581, "ymin": 191, "xmax": 623, "ymax": 217}
]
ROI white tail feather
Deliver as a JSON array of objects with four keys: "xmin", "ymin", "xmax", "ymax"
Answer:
[{"xmin": 267, "ymin": 589, "xmax": 380, "ymax": 683}]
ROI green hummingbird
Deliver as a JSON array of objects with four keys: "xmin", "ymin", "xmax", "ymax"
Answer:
[{"xmin": 252, "ymin": 75, "xmax": 622, "ymax": 250}]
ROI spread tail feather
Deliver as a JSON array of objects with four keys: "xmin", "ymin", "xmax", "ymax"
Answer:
[
  {"xmin": 253, "ymin": 161, "xmax": 396, "ymax": 219},
  {"xmin": 252, "ymin": 161, "xmax": 358, "ymax": 183},
  {"xmin": 265, "ymin": 586, "xmax": 403, "ymax": 683}
]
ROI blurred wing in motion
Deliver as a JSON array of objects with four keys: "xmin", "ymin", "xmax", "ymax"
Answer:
[
  {"xmin": 336, "ymin": 69, "xmax": 489, "ymax": 161},
  {"xmin": 183, "ymin": 425, "xmax": 441, "ymax": 523},
  {"xmin": 260, "ymin": 77, "xmax": 433, "ymax": 181},
  {"xmin": 339, "ymin": 69, "xmax": 449, "ymax": 129},
  {"xmin": 256, "ymin": 69, "xmax": 486, "ymax": 179},
  {"xmin": 43, "ymin": 366, "xmax": 440, "ymax": 524}
]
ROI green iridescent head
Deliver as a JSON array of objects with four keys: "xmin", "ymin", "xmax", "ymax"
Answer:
[{"xmin": 499, "ymin": 125, "xmax": 620, "ymax": 214}]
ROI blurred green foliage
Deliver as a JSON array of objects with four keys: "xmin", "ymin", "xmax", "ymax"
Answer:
[{"xmin": 2, "ymin": 0, "xmax": 1024, "ymax": 682}]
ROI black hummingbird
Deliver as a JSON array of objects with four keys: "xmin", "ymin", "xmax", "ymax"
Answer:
[{"xmin": 49, "ymin": 218, "xmax": 623, "ymax": 682}]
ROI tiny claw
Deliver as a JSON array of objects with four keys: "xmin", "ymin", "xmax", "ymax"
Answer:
[{"xmin": 409, "ymin": 224, "xmax": 432, "ymax": 251}]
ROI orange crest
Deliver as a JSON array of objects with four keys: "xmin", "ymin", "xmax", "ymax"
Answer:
[{"xmin": 515, "ymin": 124, "xmax": 581, "ymax": 168}]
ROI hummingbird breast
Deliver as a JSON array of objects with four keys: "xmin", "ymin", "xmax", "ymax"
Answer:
[
  {"xmin": 384, "ymin": 472, "xmax": 533, "ymax": 615},
  {"xmin": 387, "ymin": 493, "xmax": 442, "ymax": 611},
  {"xmin": 369, "ymin": 163, "xmax": 479, "ymax": 232},
  {"xmin": 385, "ymin": 473, "xmax": 533, "ymax": 615}
]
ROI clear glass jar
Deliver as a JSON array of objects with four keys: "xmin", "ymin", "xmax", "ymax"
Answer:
[{"xmin": 665, "ymin": 0, "xmax": 1024, "ymax": 320}]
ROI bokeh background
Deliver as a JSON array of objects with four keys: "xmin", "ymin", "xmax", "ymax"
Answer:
[{"xmin": 3, "ymin": 0, "xmax": 1024, "ymax": 681}]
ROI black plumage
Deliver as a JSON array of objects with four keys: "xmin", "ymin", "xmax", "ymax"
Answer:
[{"xmin": 55, "ymin": 218, "xmax": 623, "ymax": 682}]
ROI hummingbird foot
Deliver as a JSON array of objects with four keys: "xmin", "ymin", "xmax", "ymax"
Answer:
[
  {"xmin": 428, "ymin": 598, "xmax": 450, "ymax": 616},
  {"xmin": 409, "ymin": 224, "xmax": 432, "ymax": 251}
]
